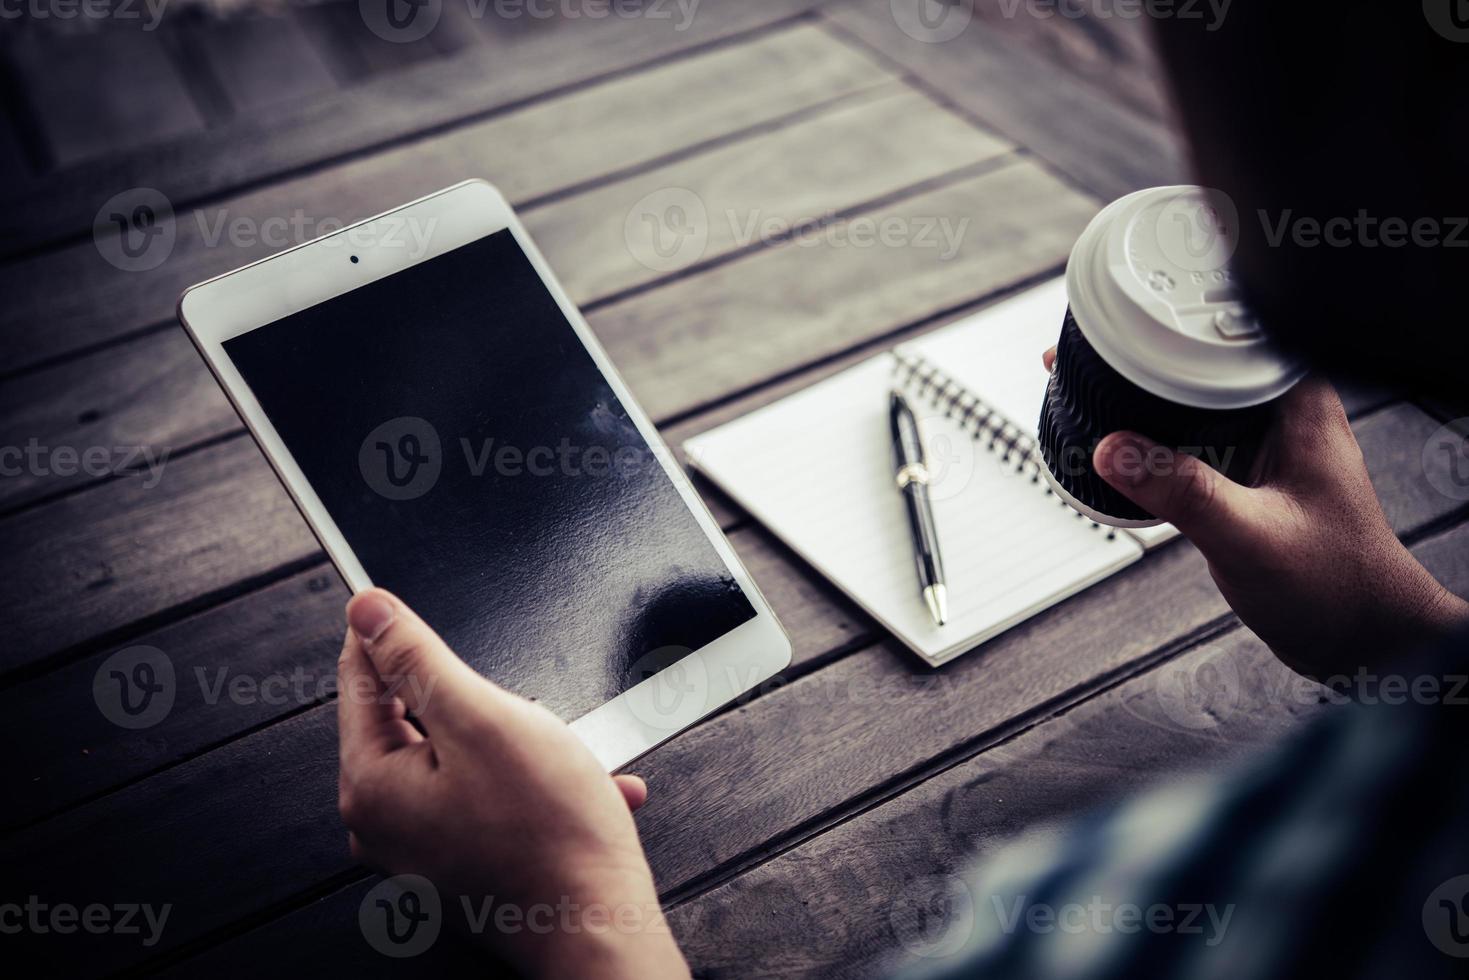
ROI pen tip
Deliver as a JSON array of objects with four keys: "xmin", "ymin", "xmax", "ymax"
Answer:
[{"xmin": 924, "ymin": 584, "xmax": 949, "ymax": 627}]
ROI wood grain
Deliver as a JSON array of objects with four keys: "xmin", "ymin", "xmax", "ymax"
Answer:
[
  {"xmin": 0, "ymin": 522, "xmax": 869, "ymax": 829},
  {"xmin": 964, "ymin": 0, "xmax": 1178, "ymax": 122},
  {"xmin": 0, "ymin": 23, "xmax": 894, "ymax": 375},
  {"xmin": 144, "ymin": 521, "xmax": 1469, "ymax": 980},
  {"xmin": 0, "ymin": 437, "xmax": 320, "ymax": 677},
  {"xmin": 3, "ymin": 28, "xmax": 205, "ymax": 169},
  {"xmin": 292, "ymin": 0, "xmax": 452, "ymax": 83},
  {"xmin": 0, "ymin": 0, "xmax": 821, "ymax": 255},
  {"xmin": 523, "ymin": 83, "xmax": 1011, "ymax": 303},
  {"xmin": 666, "ymin": 519, "xmax": 1469, "ymax": 978},
  {"xmin": 0, "ymin": 160, "xmax": 1098, "ymax": 671},
  {"xmin": 0, "ymin": 329, "xmax": 237, "ymax": 513},
  {"xmin": 2, "ymin": 405, "xmax": 1457, "ymax": 976},
  {"xmin": 592, "ymin": 159, "xmax": 1098, "ymax": 421},
  {"xmin": 180, "ymin": 11, "xmax": 341, "ymax": 116},
  {"xmin": 821, "ymin": 0, "xmax": 1189, "ymax": 202}
]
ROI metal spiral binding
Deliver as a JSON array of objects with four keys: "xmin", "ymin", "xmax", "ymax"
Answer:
[{"xmin": 891, "ymin": 350, "xmax": 1115, "ymax": 538}]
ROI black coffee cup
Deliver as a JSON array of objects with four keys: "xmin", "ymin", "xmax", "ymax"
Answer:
[{"xmin": 1038, "ymin": 186, "xmax": 1304, "ymax": 527}]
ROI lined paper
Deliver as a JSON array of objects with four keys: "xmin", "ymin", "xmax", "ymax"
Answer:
[{"xmin": 685, "ymin": 278, "xmax": 1169, "ymax": 665}]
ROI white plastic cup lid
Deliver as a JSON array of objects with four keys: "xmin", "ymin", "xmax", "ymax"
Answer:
[{"xmin": 1065, "ymin": 185, "xmax": 1305, "ymax": 409}]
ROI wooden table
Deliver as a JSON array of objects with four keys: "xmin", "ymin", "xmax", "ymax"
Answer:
[{"xmin": 2, "ymin": 3, "xmax": 1466, "ymax": 976}]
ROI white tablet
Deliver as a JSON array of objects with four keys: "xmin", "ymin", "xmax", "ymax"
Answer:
[{"xmin": 179, "ymin": 180, "xmax": 790, "ymax": 770}]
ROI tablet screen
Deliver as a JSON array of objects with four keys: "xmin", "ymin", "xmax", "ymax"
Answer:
[{"xmin": 223, "ymin": 230, "xmax": 755, "ymax": 720}]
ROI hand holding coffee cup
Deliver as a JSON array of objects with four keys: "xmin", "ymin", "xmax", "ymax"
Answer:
[
  {"xmin": 1037, "ymin": 185, "xmax": 1305, "ymax": 527},
  {"xmin": 1033, "ymin": 187, "xmax": 1469, "ymax": 675}
]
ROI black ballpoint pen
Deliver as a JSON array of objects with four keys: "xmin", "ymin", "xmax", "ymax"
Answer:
[{"xmin": 889, "ymin": 388, "xmax": 949, "ymax": 627}]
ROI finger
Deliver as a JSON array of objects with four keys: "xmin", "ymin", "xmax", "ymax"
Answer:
[
  {"xmin": 1093, "ymin": 432, "xmax": 1259, "ymax": 554},
  {"xmin": 338, "ymin": 626, "xmax": 421, "ymax": 775},
  {"xmin": 1042, "ymin": 346, "xmax": 1057, "ymax": 373},
  {"xmin": 1270, "ymin": 376, "xmax": 1358, "ymax": 482},
  {"xmin": 614, "ymin": 774, "xmax": 649, "ymax": 812},
  {"xmin": 347, "ymin": 589, "xmax": 506, "ymax": 738}
]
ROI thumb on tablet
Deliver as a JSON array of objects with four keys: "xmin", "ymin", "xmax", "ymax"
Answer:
[{"xmin": 346, "ymin": 588, "xmax": 502, "ymax": 738}]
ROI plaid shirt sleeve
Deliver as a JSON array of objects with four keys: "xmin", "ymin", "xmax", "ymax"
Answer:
[{"xmin": 897, "ymin": 629, "xmax": 1469, "ymax": 980}]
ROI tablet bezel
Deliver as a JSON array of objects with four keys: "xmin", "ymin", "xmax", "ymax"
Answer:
[{"xmin": 178, "ymin": 179, "xmax": 791, "ymax": 771}]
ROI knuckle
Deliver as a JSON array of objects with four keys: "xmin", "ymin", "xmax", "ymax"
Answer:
[
  {"xmin": 373, "ymin": 632, "xmax": 424, "ymax": 683},
  {"xmin": 1167, "ymin": 466, "xmax": 1218, "ymax": 521},
  {"xmin": 338, "ymin": 771, "xmax": 380, "ymax": 829},
  {"xmin": 338, "ymin": 785, "xmax": 363, "ymax": 827}
]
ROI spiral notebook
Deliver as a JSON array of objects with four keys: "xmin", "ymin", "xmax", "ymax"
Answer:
[{"xmin": 684, "ymin": 278, "xmax": 1178, "ymax": 666}]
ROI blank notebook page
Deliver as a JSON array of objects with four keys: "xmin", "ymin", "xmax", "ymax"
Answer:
[{"xmin": 685, "ymin": 280, "xmax": 1145, "ymax": 665}]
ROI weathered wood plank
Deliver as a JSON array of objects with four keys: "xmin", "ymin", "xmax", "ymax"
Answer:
[
  {"xmin": 523, "ymin": 84, "xmax": 1011, "ymax": 302},
  {"xmin": 666, "ymin": 518, "xmax": 1469, "ymax": 979},
  {"xmin": 0, "ymin": 329, "xmax": 236, "ymax": 512},
  {"xmin": 0, "ymin": 23, "xmax": 894, "ymax": 375},
  {"xmin": 181, "ymin": 11, "xmax": 341, "ymax": 116},
  {"xmin": 0, "ymin": 531, "xmax": 873, "ymax": 974},
  {"xmin": 150, "ymin": 874, "xmax": 498, "ymax": 978},
  {"xmin": 591, "ymin": 160, "xmax": 1098, "ymax": 420},
  {"xmin": 821, "ymin": 0, "xmax": 1188, "ymax": 202},
  {"xmin": 3, "ymin": 565, "xmax": 344, "ymax": 831},
  {"xmin": 120, "ymin": 434, "xmax": 1469, "ymax": 980},
  {"xmin": 2, "ymin": 404, "xmax": 1456, "ymax": 976},
  {"xmin": 964, "ymin": 0, "xmax": 1176, "ymax": 122},
  {"xmin": 3, "ymin": 28, "xmax": 206, "ymax": 169},
  {"xmin": 292, "ymin": 0, "xmax": 459, "ymax": 82},
  {"xmin": 0, "ymin": 0, "xmax": 820, "ymax": 255},
  {"xmin": 0, "ymin": 320, "xmax": 1421, "ymax": 681},
  {"xmin": 0, "ymin": 165, "xmax": 1093, "ymax": 668},
  {"xmin": 1, "ymin": 522, "xmax": 868, "ymax": 829},
  {"xmin": 0, "ymin": 437, "xmax": 320, "ymax": 676},
  {"xmin": 661, "ymin": 322, "xmax": 1401, "ymax": 535},
  {"xmin": 0, "ymin": 274, "xmax": 1397, "ymax": 520}
]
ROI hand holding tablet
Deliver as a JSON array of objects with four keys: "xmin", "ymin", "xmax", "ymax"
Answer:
[
  {"xmin": 337, "ymin": 587, "xmax": 690, "ymax": 978},
  {"xmin": 179, "ymin": 180, "xmax": 790, "ymax": 770}
]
